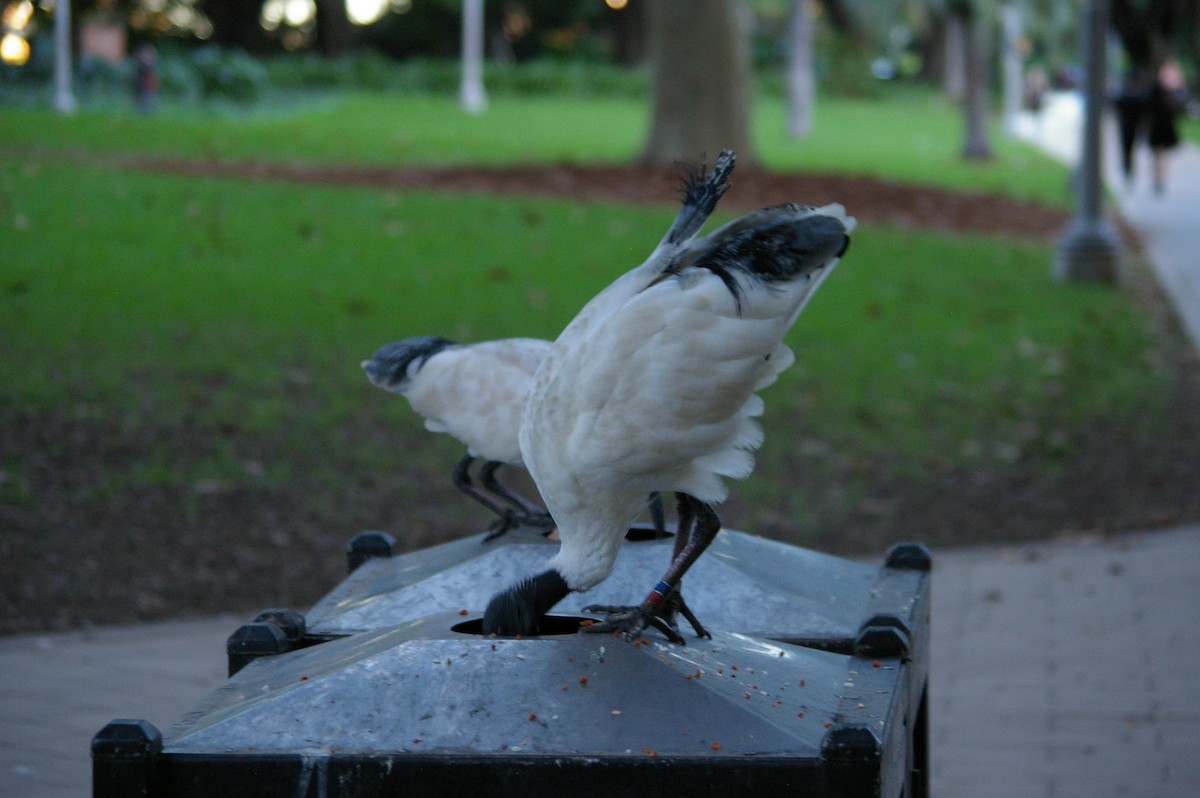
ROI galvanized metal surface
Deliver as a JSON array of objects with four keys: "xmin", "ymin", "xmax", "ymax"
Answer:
[
  {"xmin": 166, "ymin": 615, "xmax": 894, "ymax": 759},
  {"xmin": 307, "ymin": 527, "xmax": 881, "ymax": 644}
]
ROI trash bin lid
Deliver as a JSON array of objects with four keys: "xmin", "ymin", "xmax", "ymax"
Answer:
[
  {"xmin": 305, "ymin": 528, "xmax": 880, "ymax": 645},
  {"xmin": 166, "ymin": 611, "xmax": 883, "ymax": 760}
]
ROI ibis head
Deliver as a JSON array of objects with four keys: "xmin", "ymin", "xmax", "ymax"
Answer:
[{"xmin": 361, "ymin": 336, "xmax": 456, "ymax": 394}]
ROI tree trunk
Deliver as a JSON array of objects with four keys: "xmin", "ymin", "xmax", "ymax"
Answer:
[
  {"xmin": 315, "ymin": 0, "xmax": 355, "ymax": 57},
  {"xmin": 641, "ymin": 0, "xmax": 755, "ymax": 166},
  {"xmin": 610, "ymin": 0, "xmax": 649, "ymax": 66},
  {"xmin": 786, "ymin": 0, "xmax": 815, "ymax": 139},
  {"xmin": 202, "ymin": 1, "xmax": 270, "ymax": 53},
  {"xmin": 961, "ymin": 5, "xmax": 993, "ymax": 160},
  {"xmin": 942, "ymin": 10, "xmax": 967, "ymax": 100}
]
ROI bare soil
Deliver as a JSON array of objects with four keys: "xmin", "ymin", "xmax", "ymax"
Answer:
[{"xmin": 2, "ymin": 161, "xmax": 1197, "ymax": 635}]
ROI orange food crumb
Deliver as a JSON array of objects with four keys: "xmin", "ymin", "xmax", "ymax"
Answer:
[
  {"xmin": 580, "ymin": 619, "xmax": 595, "ymax": 627},
  {"xmin": 872, "ymin": 659, "xmax": 881, "ymax": 669},
  {"xmin": 458, "ymin": 609, "xmax": 469, "ymax": 616},
  {"xmin": 528, "ymin": 713, "xmax": 537, "ymax": 721},
  {"xmin": 578, "ymin": 676, "xmax": 588, "ymax": 686},
  {"xmin": 711, "ymin": 742, "xmax": 721, "ymax": 751}
]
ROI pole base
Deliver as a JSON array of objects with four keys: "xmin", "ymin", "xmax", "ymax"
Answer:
[{"xmin": 1053, "ymin": 217, "xmax": 1121, "ymax": 285}]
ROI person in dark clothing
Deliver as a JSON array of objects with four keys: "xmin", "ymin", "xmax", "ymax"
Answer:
[
  {"xmin": 1145, "ymin": 59, "xmax": 1187, "ymax": 194},
  {"xmin": 133, "ymin": 44, "xmax": 158, "ymax": 115},
  {"xmin": 1113, "ymin": 71, "xmax": 1147, "ymax": 189}
]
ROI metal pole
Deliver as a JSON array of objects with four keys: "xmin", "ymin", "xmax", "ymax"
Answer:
[
  {"xmin": 459, "ymin": 0, "xmax": 487, "ymax": 114},
  {"xmin": 1001, "ymin": 3, "xmax": 1022, "ymax": 137},
  {"xmin": 53, "ymin": 0, "xmax": 77, "ymax": 114},
  {"xmin": 1053, "ymin": 0, "xmax": 1120, "ymax": 284},
  {"xmin": 786, "ymin": 0, "xmax": 814, "ymax": 138}
]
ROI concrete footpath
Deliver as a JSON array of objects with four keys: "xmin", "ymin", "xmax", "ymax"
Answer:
[{"xmin": 3, "ymin": 525, "xmax": 1199, "ymax": 797}]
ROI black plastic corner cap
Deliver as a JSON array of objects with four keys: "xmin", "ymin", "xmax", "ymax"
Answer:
[
  {"xmin": 821, "ymin": 723, "xmax": 881, "ymax": 763},
  {"xmin": 854, "ymin": 624, "xmax": 911, "ymax": 659},
  {"xmin": 227, "ymin": 621, "xmax": 290, "ymax": 676},
  {"xmin": 885, "ymin": 542, "xmax": 932, "ymax": 571},
  {"xmin": 253, "ymin": 608, "xmax": 307, "ymax": 642},
  {"xmin": 347, "ymin": 530, "xmax": 398, "ymax": 573},
  {"xmin": 91, "ymin": 719, "xmax": 163, "ymax": 758}
]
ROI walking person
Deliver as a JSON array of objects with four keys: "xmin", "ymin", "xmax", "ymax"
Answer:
[
  {"xmin": 1145, "ymin": 58, "xmax": 1188, "ymax": 194},
  {"xmin": 1113, "ymin": 70, "xmax": 1147, "ymax": 190}
]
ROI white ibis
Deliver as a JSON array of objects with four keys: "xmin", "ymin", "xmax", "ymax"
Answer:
[{"xmin": 483, "ymin": 153, "xmax": 854, "ymax": 642}]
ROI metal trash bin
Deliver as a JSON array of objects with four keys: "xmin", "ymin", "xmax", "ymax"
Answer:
[{"xmin": 93, "ymin": 528, "xmax": 930, "ymax": 797}]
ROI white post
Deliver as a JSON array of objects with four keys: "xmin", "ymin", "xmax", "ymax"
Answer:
[
  {"xmin": 53, "ymin": 0, "xmax": 77, "ymax": 114},
  {"xmin": 459, "ymin": 0, "xmax": 487, "ymax": 114},
  {"xmin": 785, "ymin": 0, "xmax": 814, "ymax": 138},
  {"xmin": 1001, "ymin": 3, "xmax": 1022, "ymax": 137}
]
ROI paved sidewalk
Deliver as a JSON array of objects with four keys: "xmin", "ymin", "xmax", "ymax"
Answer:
[
  {"xmin": 0, "ymin": 615, "xmax": 236, "ymax": 797},
  {"xmin": 931, "ymin": 526, "xmax": 1200, "ymax": 797},
  {"xmin": 1109, "ymin": 141, "xmax": 1200, "ymax": 357},
  {"xmin": 3, "ymin": 527, "xmax": 1198, "ymax": 797}
]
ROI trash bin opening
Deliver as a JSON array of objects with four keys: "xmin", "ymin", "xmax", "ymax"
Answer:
[
  {"xmin": 624, "ymin": 525, "xmax": 674, "ymax": 542},
  {"xmin": 451, "ymin": 615, "xmax": 594, "ymax": 637}
]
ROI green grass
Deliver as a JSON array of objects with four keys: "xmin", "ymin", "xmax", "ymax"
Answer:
[
  {"xmin": 0, "ymin": 156, "xmax": 1161, "ymax": 495},
  {"xmin": 1, "ymin": 88, "xmax": 1070, "ymax": 207},
  {"xmin": 1181, "ymin": 115, "xmax": 1200, "ymax": 146}
]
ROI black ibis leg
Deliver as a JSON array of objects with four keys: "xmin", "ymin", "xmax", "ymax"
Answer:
[{"xmin": 582, "ymin": 494, "xmax": 718, "ymax": 643}]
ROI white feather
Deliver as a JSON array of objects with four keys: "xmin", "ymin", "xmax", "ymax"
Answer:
[
  {"xmin": 393, "ymin": 338, "xmax": 552, "ymax": 466},
  {"xmin": 522, "ymin": 204, "xmax": 854, "ymax": 591}
]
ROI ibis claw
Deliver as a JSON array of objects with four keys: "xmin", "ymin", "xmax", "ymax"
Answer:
[{"xmin": 581, "ymin": 604, "xmax": 687, "ymax": 645}]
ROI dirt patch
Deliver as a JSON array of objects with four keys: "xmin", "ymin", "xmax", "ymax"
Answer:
[{"xmin": 123, "ymin": 155, "xmax": 1075, "ymax": 241}]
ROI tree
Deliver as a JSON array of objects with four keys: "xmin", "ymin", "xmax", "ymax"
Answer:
[
  {"xmin": 201, "ymin": 0, "xmax": 270, "ymax": 53},
  {"xmin": 956, "ymin": 0, "xmax": 993, "ymax": 160},
  {"xmin": 1111, "ymin": 0, "xmax": 1199, "ymax": 74},
  {"xmin": 314, "ymin": 0, "xmax": 354, "ymax": 57},
  {"xmin": 641, "ymin": 0, "xmax": 755, "ymax": 166}
]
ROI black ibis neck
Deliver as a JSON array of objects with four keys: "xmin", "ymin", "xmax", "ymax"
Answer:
[{"xmin": 482, "ymin": 569, "xmax": 570, "ymax": 637}]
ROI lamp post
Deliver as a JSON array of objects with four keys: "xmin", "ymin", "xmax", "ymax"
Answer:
[
  {"xmin": 1001, "ymin": 3, "xmax": 1023, "ymax": 137},
  {"xmin": 459, "ymin": 0, "xmax": 487, "ymax": 114},
  {"xmin": 53, "ymin": 0, "xmax": 76, "ymax": 114},
  {"xmin": 1053, "ymin": 0, "xmax": 1120, "ymax": 284}
]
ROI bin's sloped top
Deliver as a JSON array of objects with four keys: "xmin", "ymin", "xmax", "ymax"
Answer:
[
  {"xmin": 166, "ymin": 613, "xmax": 871, "ymax": 759},
  {"xmin": 307, "ymin": 529, "xmax": 878, "ymax": 643}
]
